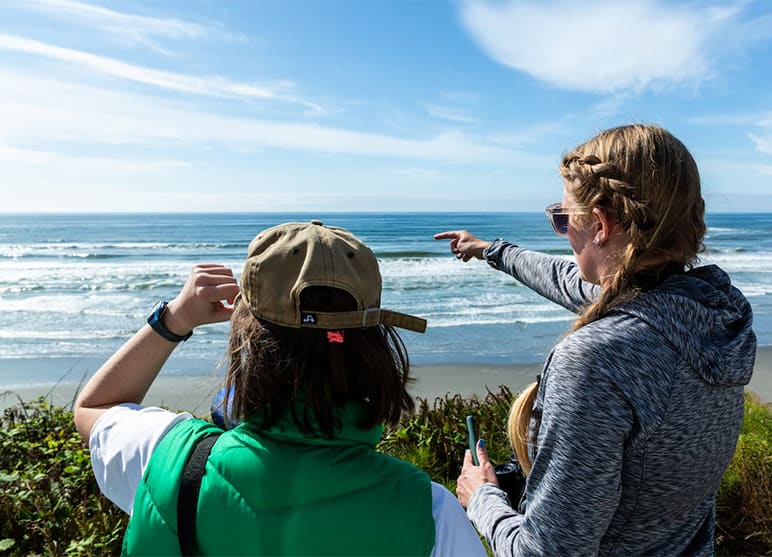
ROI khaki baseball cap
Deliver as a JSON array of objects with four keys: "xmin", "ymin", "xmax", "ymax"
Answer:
[{"xmin": 239, "ymin": 220, "xmax": 427, "ymax": 333}]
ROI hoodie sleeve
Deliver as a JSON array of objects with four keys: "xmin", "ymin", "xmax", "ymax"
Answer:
[
  {"xmin": 467, "ymin": 333, "xmax": 635, "ymax": 556},
  {"xmin": 483, "ymin": 240, "xmax": 599, "ymax": 313}
]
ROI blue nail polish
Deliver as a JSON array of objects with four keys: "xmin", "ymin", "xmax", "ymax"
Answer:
[{"xmin": 479, "ymin": 439, "xmax": 485, "ymax": 449}]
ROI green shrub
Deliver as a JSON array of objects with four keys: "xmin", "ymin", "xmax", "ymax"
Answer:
[
  {"xmin": 0, "ymin": 396, "xmax": 127, "ymax": 556},
  {"xmin": 715, "ymin": 392, "xmax": 771, "ymax": 555},
  {"xmin": 0, "ymin": 388, "xmax": 769, "ymax": 556},
  {"xmin": 378, "ymin": 386, "xmax": 515, "ymax": 488}
]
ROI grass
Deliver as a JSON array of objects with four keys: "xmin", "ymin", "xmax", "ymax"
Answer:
[{"xmin": 1, "ymin": 389, "xmax": 769, "ymax": 556}]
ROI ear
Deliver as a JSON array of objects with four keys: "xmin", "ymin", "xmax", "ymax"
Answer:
[{"xmin": 591, "ymin": 207, "xmax": 616, "ymax": 247}]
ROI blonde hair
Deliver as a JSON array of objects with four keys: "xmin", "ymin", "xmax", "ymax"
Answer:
[{"xmin": 509, "ymin": 125, "xmax": 706, "ymax": 473}]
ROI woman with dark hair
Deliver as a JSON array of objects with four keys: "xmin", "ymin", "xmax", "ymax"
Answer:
[
  {"xmin": 436, "ymin": 124, "xmax": 756, "ymax": 556},
  {"xmin": 74, "ymin": 220, "xmax": 485, "ymax": 556}
]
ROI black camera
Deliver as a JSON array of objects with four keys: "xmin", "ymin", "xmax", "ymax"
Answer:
[{"xmin": 494, "ymin": 453, "xmax": 526, "ymax": 507}]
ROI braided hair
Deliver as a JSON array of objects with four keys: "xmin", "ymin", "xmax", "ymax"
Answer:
[
  {"xmin": 508, "ymin": 124, "xmax": 706, "ymax": 475},
  {"xmin": 560, "ymin": 124, "xmax": 705, "ymax": 329}
]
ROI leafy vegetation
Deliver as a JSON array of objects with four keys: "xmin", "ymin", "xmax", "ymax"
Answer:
[
  {"xmin": 715, "ymin": 392, "xmax": 772, "ymax": 555},
  {"xmin": 1, "ymin": 389, "xmax": 769, "ymax": 556},
  {"xmin": 0, "ymin": 394, "xmax": 127, "ymax": 556}
]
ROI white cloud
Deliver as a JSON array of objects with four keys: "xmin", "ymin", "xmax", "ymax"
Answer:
[
  {"xmin": 756, "ymin": 165, "xmax": 772, "ymax": 176},
  {"xmin": 749, "ymin": 133, "xmax": 772, "ymax": 155},
  {"xmin": 0, "ymin": 71, "xmax": 512, "ymax": 163},
  {"xmin": 0, "ymin": 145, "xmax": 188, "ymax": 171},
  {"xmin": 0, "ymin": 34, "xmax": 322, "ymax": 112},
  {"xmin": 459, "ymin": 0, "xmax": 726, "ymax": 93},
  {"xmin": 391, "ymin": 168, "xmax": 447, "ymax": 182},
  {"xmin": 22, "ymin": 0, "xmax": 243, "ymax": 51},
  {"xmin": 426, "ymin": 104, "xmax": 480, "ymax": 124}
]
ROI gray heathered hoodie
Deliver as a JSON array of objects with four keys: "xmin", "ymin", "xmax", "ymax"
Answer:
[{"xmin": 466, "ymin": 240, "xmax": 756, "ymax": 556}]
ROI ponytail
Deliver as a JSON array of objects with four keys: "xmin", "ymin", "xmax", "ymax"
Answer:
[{"xmin": 507, "ymin": 381, "xmax": 538, "ymax": 475}]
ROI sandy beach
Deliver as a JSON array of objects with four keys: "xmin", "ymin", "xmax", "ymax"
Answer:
[{"xmin": 2, "ymin": 346, "xmax": 770, "ymax": 414}]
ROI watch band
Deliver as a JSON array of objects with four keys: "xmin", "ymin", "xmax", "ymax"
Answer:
[{"xmin": 147, "ymin": 301, "xmax": 193, "ymax": 342}]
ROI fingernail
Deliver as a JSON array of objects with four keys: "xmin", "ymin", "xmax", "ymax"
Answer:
[{"xmin": 479, "ymin": 439, "xmax": 485, "ymax": 449}]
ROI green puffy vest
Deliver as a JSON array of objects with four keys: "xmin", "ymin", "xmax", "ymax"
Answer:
[{"xmin": 122, "ymin": 403, "xmax": 435, "ymax": 556}]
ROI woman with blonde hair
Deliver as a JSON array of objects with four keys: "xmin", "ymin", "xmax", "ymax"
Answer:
[{"xmin": 436, "ymin": 124, "xmax": 756, "ymax": 555}]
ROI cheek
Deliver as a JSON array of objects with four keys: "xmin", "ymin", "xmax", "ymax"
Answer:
[{"xmin": 567, "ymin": 218, "xmax": 590, "ymax": 251}]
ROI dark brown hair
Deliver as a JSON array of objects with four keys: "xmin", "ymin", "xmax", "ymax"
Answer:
[{"xmin": 223, "ymin": 286, "xmax": 414, "ymax": 437}]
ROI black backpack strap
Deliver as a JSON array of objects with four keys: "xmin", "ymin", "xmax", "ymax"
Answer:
[{"xmin": 178, "ymin": 433, "xmax": 221, "ymax": 556}]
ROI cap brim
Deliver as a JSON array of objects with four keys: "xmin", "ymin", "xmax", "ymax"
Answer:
[{"xmin": 298, "ymin": 308, "xmax": 427, "ymax": 333}]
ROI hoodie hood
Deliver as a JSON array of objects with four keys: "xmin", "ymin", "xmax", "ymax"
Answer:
[{"xmin": 616, "ymin": 265, "xmax": 756, "ymax": 386}]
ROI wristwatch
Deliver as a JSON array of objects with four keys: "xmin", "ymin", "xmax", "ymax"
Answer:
[{"xmin": 147, "ymin": 301, "xmax": 193, "ymax": 342}]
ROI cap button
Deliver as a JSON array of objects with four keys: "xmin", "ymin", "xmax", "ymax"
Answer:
[{"xmin": 310, "ymin": 219, "xmax": 323, "ymax": 226}]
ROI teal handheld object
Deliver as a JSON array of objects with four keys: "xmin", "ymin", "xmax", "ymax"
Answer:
[{"xmin": 465, "ymin": 415, "xmax": 479, "ymax": 465}]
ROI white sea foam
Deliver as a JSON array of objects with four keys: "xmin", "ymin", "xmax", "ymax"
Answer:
[
  {"xmin": 0, "ymin": 329, "xmax": 121, "ymax": 340},
  {"xmin": 1, "ymin": 213, "xmax": 770, "ymax": 374}
]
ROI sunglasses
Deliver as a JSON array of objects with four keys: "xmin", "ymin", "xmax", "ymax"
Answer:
[{"xmin": 545, "ymin": 203, "xmax": 588, "ymax": 237}]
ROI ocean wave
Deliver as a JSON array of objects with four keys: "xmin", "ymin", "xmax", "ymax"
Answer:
[
  {"xmin": 0, "ymin": 242, "xmax": 243, "ymax": 259},
  {"xmin": 706, "ymin": 227, "xmax": 758, "ymax": 236},
  {"xmin": 0, "ymin": 329, "xmax": 123, "ymax": 340},
  {"xmin": 425, "ymin": 314, "xmax": 574, "ymax": 327},
  {"xmin": 375, "ymin": 250, "xmax": 442, "ymax": 259}
]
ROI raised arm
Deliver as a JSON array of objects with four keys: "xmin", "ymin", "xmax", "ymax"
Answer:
[
  {"xmin": 483, "ymin": 240, "xmax": 599, "ymax": 313},
  {"xmin": 73, "ymin": 264, "xmax": 240, "ymax": 443},
  {"xmin": 435, "ymin": 230, "xmax": 598, "ymax": 312}
]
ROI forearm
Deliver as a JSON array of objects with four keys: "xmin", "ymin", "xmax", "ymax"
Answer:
[
  {"xmin": 483, "ymin": 240, "xmax": 598, "ymax": 312},
  {"xmin": 74, "ymin": 324, "xmax": 179, "ymax": 441},
  {"xmin": 73, "ymin": 264, "xmax": 239, "ymax": 444},
  {"xmin": 467, "ymin": 484, "xmax": 525, "ymax": 556}
]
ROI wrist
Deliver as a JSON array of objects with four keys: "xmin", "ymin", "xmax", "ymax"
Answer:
[
  {"xmin": 162, "ymin": 301, "xmax": 194, "ymax": 337},
  {"xmin": 147, "ymin": 301, "xmax": 193, "ymax": 342}
]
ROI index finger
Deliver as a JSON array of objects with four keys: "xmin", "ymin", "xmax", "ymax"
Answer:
[
  {"xmin": 193, "ymin": 264, "xmax": 235, "ymax": 276},
  {"xmin": 462, "ymin": 448, "xmax": 474, "ymax": 467},
  {"xmin": 434, "ymin": 231, "xmax": 460, "ymax": 240}
]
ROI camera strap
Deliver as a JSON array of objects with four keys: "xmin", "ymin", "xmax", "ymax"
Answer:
[{"xmin": 178, "ymin": 433, "xmax": 222, "ymax": 556}]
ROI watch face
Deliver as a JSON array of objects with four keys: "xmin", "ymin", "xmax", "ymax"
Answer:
[{"xmin": 150, "ymin": 301, "xmax": 166, "ymax": 320}]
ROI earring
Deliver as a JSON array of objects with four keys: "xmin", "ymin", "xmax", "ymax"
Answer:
[{"xmin": 592, "ymin": 237, "xmax": 602, "ymax": 248}]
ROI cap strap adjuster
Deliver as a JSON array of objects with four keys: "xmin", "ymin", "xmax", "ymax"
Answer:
[{"xmin": 362, "ymin": 307, "xmax": 381, "ymax": 327}]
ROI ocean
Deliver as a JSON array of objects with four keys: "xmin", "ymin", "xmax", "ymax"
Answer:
[{"xmin": 1, "ymin": 212, "xmax": 770, "ymax": 388}]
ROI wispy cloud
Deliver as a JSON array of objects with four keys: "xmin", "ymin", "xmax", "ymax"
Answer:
[
  {"xmin": 486, "ymin": 121, "xmax": 565, "ymax": 148},
  {"xmin": 749, "ymin": 133, "xmax": 772, "ymax": 155},
  {"xmin": 21, "ymin": 0, "xmax": 243, "ymax": 52},
  {"xmin": 425, "ymin": 90, "xmax": 482, "ymax": 124},
  {"xmin": 426, "ymin": 103, "xmax": 480, "ymax": 124},
  {"xmin": 0, "ymin": 145, "xmax": 188, "ymax": 171},
  {"xmin": 459, "ymin": 0, "xmax": 746, "ymax": 93},
  {"xmin": 391, "ymin": 167, "xmax": 447, "ymax": 182},
  {"xmin": 0, "ymin": 71, "xmax": 513, "ymax": 163},
  {"xmin": 690, "ymin": 111, "xmax": 772, "ymax": 156},
  {"xmin": 0, "ymin": 34, "xmax": 321, "ymax": 112}
]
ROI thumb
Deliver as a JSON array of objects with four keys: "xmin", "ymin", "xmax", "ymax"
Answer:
[{"xmin": 477, "ymin": 439, "xmax": 490, "ymax": 465}]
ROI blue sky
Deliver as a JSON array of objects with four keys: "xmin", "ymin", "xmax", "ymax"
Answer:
[{"xmin": 1, "ymin": 0, "xmax": 771, "ymax": 213}]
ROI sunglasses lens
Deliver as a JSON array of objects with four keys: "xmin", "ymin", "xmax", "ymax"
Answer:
[{"xmin": 552, "ymin": 213, "xmax": 569, "ymax": 235}]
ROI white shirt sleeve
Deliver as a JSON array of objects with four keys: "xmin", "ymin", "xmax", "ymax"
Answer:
[
  {"xmin": 88, "ymin": 403, "xmax": 193, "ymax": 514},
  {"xmin": 430, "ymin": 482, "xmax": 487, "ymax": 556}
]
